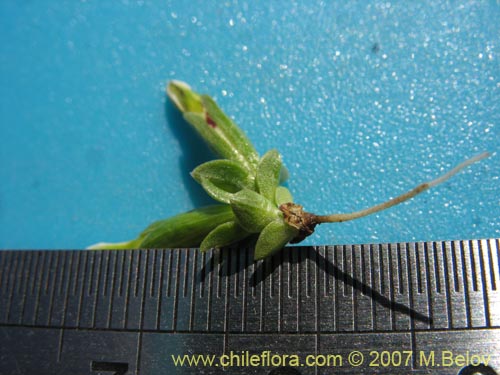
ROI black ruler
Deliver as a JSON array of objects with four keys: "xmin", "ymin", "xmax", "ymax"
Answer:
[{"xmin": 0, "ymin": 239, "xmax": 499, "ymax": 374}]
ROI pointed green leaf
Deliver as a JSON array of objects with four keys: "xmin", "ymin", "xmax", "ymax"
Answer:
[
  {"xmin": 256, "ymin": 149, "xmax": 282, "ymax": 203},
  {"xmin": 89, "ymin": 205, "xmax": 235, "ymax": 250},
  {"xmin": 201, "ymin": 95, "xmax": 260, "ymax": 169},
  {"xmin": 275, "ymin": 186, "xmax": 294, "ymax": 206},
  {"xmin": 87, "ymin": 238, "xmax": 142, "ymax": 250},
  {"xmin": 166, "ymin": 80, "xmax": 204, "ymax": 113},
  {"xmin": 254, "ymin": 219, "xmax": 298, "ymax": 260},
  {"xmin": 139, "ymin": 205, "xmax": 235, "ymax": 248},
  {"xmin": 167, "ymin": 81, "xmax": 259, "ymax": 172},
  {"xmin": 191, "ymin": 159, "xmax": 255, "ymax": 204},
  {"xmin": 200, "ymin": 220, "xmax": 249, "ymax": 251},
  {"xmin": 230, "ymin": 189, "xmax": 281, "ymax": 233}
]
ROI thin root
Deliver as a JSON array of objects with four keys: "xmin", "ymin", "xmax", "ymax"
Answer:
[{"xmin": 314, "ymin": 152, "xmax": 489, "ymax": 224}]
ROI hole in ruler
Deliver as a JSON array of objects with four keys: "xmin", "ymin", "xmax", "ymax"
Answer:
[
  {"xmin": 91, "ymin": 361, "xmax": 129, "ymax": 375},
  {"xmin": 458, "ymin": 364, "xmax": 497, "ymax": 375},
  {"xmin": 269, "ymin": 367, "xmax": 302, "ymax": 375}
]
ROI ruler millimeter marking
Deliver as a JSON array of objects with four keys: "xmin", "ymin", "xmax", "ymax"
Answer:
[
  {"xmin": 0, "ymin": 239, "xmax": 499, "ymax": 374},
  {"xmin": 1, "ymin": 240, "xmax": 499, "ymax": 332}
]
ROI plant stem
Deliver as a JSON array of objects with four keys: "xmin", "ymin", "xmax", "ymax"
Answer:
[{"xmin": 314, "ymin": 152, "xmax": 489, "ymax": 224}]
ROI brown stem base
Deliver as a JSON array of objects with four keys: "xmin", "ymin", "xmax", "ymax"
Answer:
[{"xmin": 279, "ymin": 203, "xmax": 318, "ymax": 243}]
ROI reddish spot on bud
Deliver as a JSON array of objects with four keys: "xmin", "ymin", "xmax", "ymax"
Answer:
[{"xmin": 206, "ymin": 113, "xmax": 217, "ymax": 128}]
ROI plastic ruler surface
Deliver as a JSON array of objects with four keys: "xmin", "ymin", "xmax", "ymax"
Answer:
[{"xmin": 0, "ymin": 239, "xmax": 499, "ymax": 374}]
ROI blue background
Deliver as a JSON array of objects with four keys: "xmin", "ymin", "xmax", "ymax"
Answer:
[{"xmin": 1, "ymin": 1, "xmax": 498, "ymax": 249}]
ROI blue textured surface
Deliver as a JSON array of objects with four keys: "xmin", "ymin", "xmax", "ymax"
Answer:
[{"xmin": 1, "ymin": 1, "xmax": 499, "ymax": 249}]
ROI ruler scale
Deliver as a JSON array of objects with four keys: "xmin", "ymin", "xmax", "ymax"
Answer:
[{"xmin": 0, "ymin": 239, "xmax": 499, "ymax": 374}]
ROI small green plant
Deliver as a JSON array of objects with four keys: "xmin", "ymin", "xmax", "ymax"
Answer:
[{"xmin": 89, "ymin": 81, "xmax": 489, "ymax": 260}]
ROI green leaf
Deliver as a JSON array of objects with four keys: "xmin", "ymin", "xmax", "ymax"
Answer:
[
  {"xmin": 256, "ymin": 149, "xmax": 282, "ymax": 203},
  {"xmin": 166, "ymin": 80, "xmax": 204, "ymax": 113},
  {"xmin": 87, "ymin": 238, "xmax": 142, "ymax": 250},
  {"xmin": 200, "ymin": 220, "xmax": 249, "ymax": 251},
  {"xmin": 275, "ymin": 186, "xmax": 294, "ymax": 206},
  {"xmin": 167, "ymin": 81, "xmax": 259, "ymax": 172},
  {"xmin": 183, "ymin": 112, "xmax": 242, "ymax": 164},
  {"xmin": 138, "ymin": 205, "xmax": 235, "ymax": 248},
  {"xmin": 230, "ymin": 189, "xmax": 281, "ymax": 233},
  {"xmin": 254, "ymin": 219, "xmax": 298, "ymax": 260},
  {"xmin": 201, "ymin": 95, "xmax": 260, "ymax": 170},
  {"xmin": 191, "ymin": 159, "xmax": 255, "ymax": 204},
  {"xmin": 88, "ymin": 205, "xmax": 235, "ymax": 250}
]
